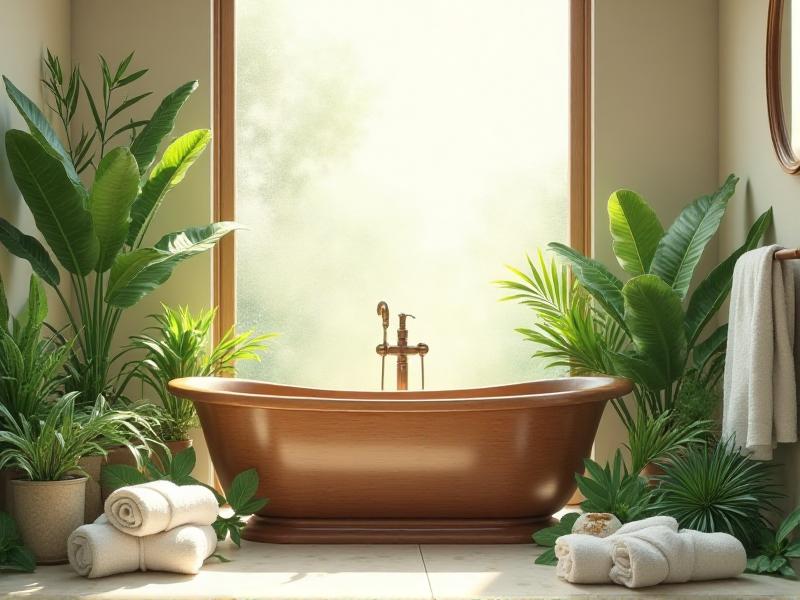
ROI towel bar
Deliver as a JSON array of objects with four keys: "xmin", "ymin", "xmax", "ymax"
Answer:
[{"xmin": 774, "ymin": 248, "xmax": 800, "ymax": 260}]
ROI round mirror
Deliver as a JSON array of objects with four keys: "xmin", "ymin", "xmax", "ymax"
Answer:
[{"xmin": 767, "ymin": 0, "xmax": 800, "ymax": 172}]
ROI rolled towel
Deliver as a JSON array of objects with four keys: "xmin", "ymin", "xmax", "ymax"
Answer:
[
  {"xmin": 609, "ymin": 526, "xmax": 746, "ymax": 588},
  {"xmin": 68, "ymin": 515, "xmax": 217, "ymax": 578},
  {"xmin": 105, "ymin": 480, "xmax": 218, "ymax": 536},
  {"xmin": 555, "ymin": 516, "xmax": 679, "ymax": 584}
]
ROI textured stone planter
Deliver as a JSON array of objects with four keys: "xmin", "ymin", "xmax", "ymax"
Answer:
[
  {"xmin": 78, "ymin": 456, "xmax": 104, "ymax": 523},
  {"xmin": 11, "ymin": 477, "xmax": 86, "ymax": 564}
]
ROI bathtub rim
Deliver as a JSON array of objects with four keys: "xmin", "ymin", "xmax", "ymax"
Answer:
[{"xmin": 168, "ymin": 375, "xmax": 632, "ymax": 412}]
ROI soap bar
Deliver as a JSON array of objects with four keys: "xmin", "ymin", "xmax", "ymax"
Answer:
[{"xmin": 571, "ymin": 512, "xmax": 621, "ymax": 538}]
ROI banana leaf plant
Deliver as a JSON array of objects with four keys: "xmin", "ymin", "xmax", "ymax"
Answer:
[
  {"xmin": 0, "ymin": 51, "xmax": 239, "ymax": 405},
  {"xmin": 496, "ymin": 175, "xmax": 773, "ymax": 430}
]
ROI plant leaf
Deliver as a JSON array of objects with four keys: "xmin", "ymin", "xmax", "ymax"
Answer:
[
  {"xmin": 227, "ymin": 468, "xmax": 259, "ymax": 513},
  {"xmin": 100, "ymin": 463, "xmax": 149, "ymax": 491},
  {"xmin": 622, "ymin": 275, "xmax": 687, "ymax": 389},
  {"xmin": 693, "ymin": 324, "xmax": 727, "ymax": 371},
  {"xmin": 608, "ymin": 189, "xmax": 664, "ymax": 275},
  {"xmin": 0, "ymin": 218, "xmax": 60, "ymax": 286},
  {"xmin": 130, "ymin": 81, "xmax": 198, "ymax": 176},
  {"xmin": 535, "ymin": 547, "xmax": 558, "ymax": 566},
  {"xmin": 776, "ymin": 506, "xmax": 800, "ymax": 543},
  {"xmin": 547, "ymin": 242, "xmax": 626, "ymax": 327},
  {"xmin": 684, "ymin": 207, "xmax": 772, "ymax": 346},
  {"xmin": 169, "ymin": 447, "xmax": 196, "ymax": 483},
  {"xmin": 3, "ymin": 76, "xmax": 82, "ymax": 187},
  {"xmin": 89, "ymin": 147, "xmax": 140, "ymax": 272},
  {"xmin": 127, "ymin": 129, "xmax": 212, "ymax": 245},
  {"xmin": 5, "ymin": 130, "xmax": 99, "ymax": 274},
  {"xmin": 5, "ymin": 545, "xmax": 35, "ymax": 573},
  {"xmin": 650, "ymin": 175, "xmax": 738, "ymax": 299},
  {"xmin": 106, "ymin": 222, "xmax": 240, "ymax": 307}
]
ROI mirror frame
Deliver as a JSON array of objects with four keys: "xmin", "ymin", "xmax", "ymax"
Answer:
[{"xmin": 767, "ymin": 0, "xmax": 800, "ymax": 173}]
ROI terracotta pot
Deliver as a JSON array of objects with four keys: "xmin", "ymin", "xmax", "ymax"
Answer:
[
  {"xmin": 78, "ymin": 456, "xmax": 104, "ymax": 523},
  {"xmin": 11, "ymin": 477, "xmax": 86, "ymax": 564},
  {"xmin": 0, "ymin": 468, "xmax": 23, "ymax": 514}
]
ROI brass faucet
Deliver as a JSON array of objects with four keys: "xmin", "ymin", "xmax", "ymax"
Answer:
[{"xmin": 376, "ymin": 301, "xmax": 429, "ymax": 391}]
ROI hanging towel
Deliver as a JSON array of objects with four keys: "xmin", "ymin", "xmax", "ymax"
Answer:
[
  {"xmin": 723, "ymin": 245, "xmax": 800, "ymax": 460},
  {"xmin": 554, "ymin": 516, "xmax": 679, "ymax": 584},
  {"xmin": 104, "ymin": 480, "xmax": 218, "ymax": 537},
  {"xmin": 608, "ymin": 527, "xmax": 746, "ymax": 588},
  {"xmin": 68, "ymin": 515, "xmax": 217, "ymax": 578}
]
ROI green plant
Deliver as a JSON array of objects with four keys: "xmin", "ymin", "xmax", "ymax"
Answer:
[
  {"xmin": 0, "ymin": 393, "xmax": 155, "ymax": 481},
  {"xmin": 496, "ymin": 177, "xmax": 772, "ymax": 429},
  {"xmin": 576, "ymin": 450, "xmax": 652, "ymax": 524},
  {"xmin": 624, "ymin": 410, "xmax": 711, "ymax": 474},
  {"xmin": 673, "ymin": 368, "xmax": 721, "ymax": 429},
  {"xmin": 532, "ymin": 512, "xmax": 580, "ymax": 566},
  {"xmin": 0, "ymin": 275, "xmax": 71, "ymax": 423},
  {"xmin": 747, "ymin": 506, "xmax": 800, "ymax": 579},
  {"xmin": 126, "ymin": 305, "xmax": 274, "ymax": 441},
  {"xmin": 1, "ymin": 50, "xmax": 238, "ymax": 406},
  {"xmin": 101, "ymin": 446, "xmax": 268, "ymax": 548},
  {"xmin": 0, "ymin": 512, "xmax": 35, "ymax": 573},
  {"xmin": 652, "ymin": 439, "xmax": 782, "ymax": 550}
]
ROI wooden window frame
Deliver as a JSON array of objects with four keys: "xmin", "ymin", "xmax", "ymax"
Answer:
[{"xmin": 212, "ymin": 0, "xmax": 592, "ymax": 340}]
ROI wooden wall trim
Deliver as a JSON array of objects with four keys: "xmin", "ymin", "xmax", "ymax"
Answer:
[
  {"xmin": 212, "ymin": 1, "xmax": 593, "ymax": 336},
  {"xmin": 213, "ymin": 0, "xmax": 236, "ymax": 342},
  {"xmin": 570, "ymin": 0, "xmax": 593, "ymax": 255}
]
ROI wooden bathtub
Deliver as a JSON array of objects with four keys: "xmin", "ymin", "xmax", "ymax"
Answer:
[{"xmin": 168, "ymin": 376, "xmax": 631, "ymax": 543}]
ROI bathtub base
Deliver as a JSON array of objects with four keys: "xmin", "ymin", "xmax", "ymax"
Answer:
[{"xmin": 243, "ymin": 515, "xmax": 557, "ymax": 544}]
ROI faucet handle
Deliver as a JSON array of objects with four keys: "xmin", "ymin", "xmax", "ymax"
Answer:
[{"xmin": 377, "ymin": 301, "xmax": 390, "ymax": 330}]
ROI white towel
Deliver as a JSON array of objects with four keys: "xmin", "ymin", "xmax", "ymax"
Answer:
[
  {"xmin": 554, "ymin": 516, "xmax": 678, "ymax": 584},
  {"xmin": 104, "ymin": 480, "xmax": 218, "ymax": 537},
  {"xmin": 68, "ymin": 515, "xmax": 217, "ymax": 578},
  {"xmin": 723, "ymin": 245, "xmax": 800, "ymax": 460},
  {"xmin": 609, "ymin": 527, "xmax": 746, "ymax": 588}
]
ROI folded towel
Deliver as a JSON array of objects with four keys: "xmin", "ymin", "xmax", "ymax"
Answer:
[
  {"xmin": 555, "ymin": 516, "xmax": 678, "ymax": 583},
  {"xmin": 723, "ymin": 245, "xmax": 800, "ymax": 460},
  {"xmin": 105, "ymin": 480, "xmax": 218, "ymax": 537},
  {"xmin": 68, "ymin": 515, "xmax": 217, "ymax": 578},
  {"xmin": 609, "ymin": 526, "xmax": 746, "ymax": 588}
]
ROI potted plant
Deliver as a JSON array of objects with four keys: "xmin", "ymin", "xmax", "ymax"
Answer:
[
  {"xmin": 0, "ymin": 393, "xmax": 154, "ymax": 564},
  {"xmin": 0, "ymin": 50, "xmax": 238, "ymax": 409},
  {"xmin": 495, "ymin": 176, "xmax": 773, "ymax": 468},
  {"xmin": 127, "ymin": 304, "xmax": 272, "ymax": 452}
]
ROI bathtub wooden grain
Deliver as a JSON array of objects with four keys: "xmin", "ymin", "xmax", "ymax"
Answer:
[{"xmin": 168, "ymin": 376, "xmax": 631, "ymax": 543}]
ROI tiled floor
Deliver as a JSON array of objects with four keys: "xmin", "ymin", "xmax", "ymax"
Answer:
[{"xmin": 1, "ymin": 541, "xmax": 799, "ymax": 599}]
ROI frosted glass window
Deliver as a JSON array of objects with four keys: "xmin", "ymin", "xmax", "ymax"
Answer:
[{"xmin": 235, "ymin": 0, "xmax": 570, "ymax": 390}]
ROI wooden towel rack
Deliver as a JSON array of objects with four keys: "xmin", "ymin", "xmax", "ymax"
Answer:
[{"xmin": 775, "ymin": 248, "xmax": 800, "ymax": 260}]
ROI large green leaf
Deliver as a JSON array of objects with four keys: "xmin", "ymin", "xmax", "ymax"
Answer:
[
  {"xmin": 130, "ymin": 81, "xmax": 198, "ymax": 176},
  {"xmin": 127, "ymin": 129, "xmax": 212, "ymax": 246},
  {"xmin": 89, "ymin": 147, "xmax": 140, "ymax": 272},
  {"xmin": 622, "ymin": 274, "xmax": 687, "ymax": 388},
  {"xmin": 609, "ymin": 350, "xmax": 668, "ymax": 390},
  {"xmin": 684, "ymin": 207, "xmax": 772, "ymax": 346},
  {"xmin": 3, "ymin": 76, "xmax": 82, "ymax": 189},
  {"xmin": 0, "ymin": 218, "xmax": 60, "ymax": 286},
  {"xmin": 548, "ymin": 242, "xmax": 626, "ymax": 327},
  {"xmin": 106, "ymin": 222, "xmax": 240, "ymax": 307},
  {"xmin": 650, "ymin": 175, "xmax": 738, "ymax": 299},
  {"xmin": 5, "ymin": 130, "xmax": 98, "ymax": 275},
  {"xmin": 693, "ymin": 324, "xmax": 727, "ymax": 371},
  {"xmin": 608, "ymin": 189, "xmax": 664, "ymax": 275}
]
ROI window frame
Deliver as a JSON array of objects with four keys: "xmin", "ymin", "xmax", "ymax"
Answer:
[{"xmin": 212, "ymin": 0, "xmax": 592, "ymax": 341}]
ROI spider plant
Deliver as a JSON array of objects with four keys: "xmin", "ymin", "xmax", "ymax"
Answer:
[
  {"xmin": 0, "ymin": 50, "xmax": 238, "ymax": 406},
  {"xmin": 0, "ymin": 275, "xmax": 71, "ymax": 424},
  {"xmin": 652, "ymin": 438, "xmax": 782, "ymax": 551},
  {"xmin": 496, "ymin": 176, "xmax": 773, "ymax": 429},
  {"xmin": 127, "ymin": 305, "xmax": 274, "ymax": 442},
  {"xmin": 0, "ymin": 394, "xmax": 156, "ymax": 481}
]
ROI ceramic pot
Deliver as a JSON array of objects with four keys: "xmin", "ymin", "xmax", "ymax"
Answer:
[
  {"xmin": 11, "ymin": 477, "xmax": 86, "ymax": 564},
  {"xmin": 78, "ymin": 456, "xmax": 104, "ymax": 523},
  {"xmin": 0, "ymin": 468, "xmax": 23, "ymax": 514}
]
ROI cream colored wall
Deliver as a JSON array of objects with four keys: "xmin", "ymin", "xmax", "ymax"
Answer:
[
  {"xmin": 71, "ymin": 0, "xmax": 215, "ymax": 483},
  {"xmin": 592, "ymin": 0, "xmax": 721, "ymax": 462},
  {"xmin": 0, "ymin": 0, "xmax": 71, "ymax": 322},
  {"xmin": 719, "ymin": 0, "xmax": 800, "ymax": 510}
]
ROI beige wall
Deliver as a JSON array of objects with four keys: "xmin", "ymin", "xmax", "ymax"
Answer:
[
  {"xmin": 592, "ymin": 0, "xmax": 721, "ymax": 462},
  {"xmin": 719, "ymin": 0, "xmax": 800, "ymax": 510},
  {"xmin": 0, "ymin": 0, "xmax": 71, "ymax": 322},
  {"xmin": 70, "ymin": 0, "xmax": 215, "ymax": 483}
]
